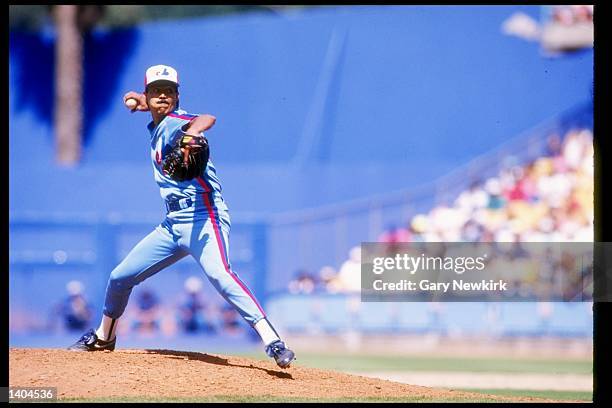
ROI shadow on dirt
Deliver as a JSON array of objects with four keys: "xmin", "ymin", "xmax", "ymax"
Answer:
[{"xmin": 143, "ymin": 349, "xmax": 294, "ymax": 379}]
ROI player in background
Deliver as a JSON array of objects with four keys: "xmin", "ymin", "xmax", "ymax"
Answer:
[{"xmin": 68, "ymin": 65, "xmax": 296, "ymax": 369}]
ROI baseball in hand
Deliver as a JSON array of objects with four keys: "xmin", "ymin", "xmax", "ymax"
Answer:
[{"xmin": 125, "ymin": 98, "xmax": 138, "ymax": 110}]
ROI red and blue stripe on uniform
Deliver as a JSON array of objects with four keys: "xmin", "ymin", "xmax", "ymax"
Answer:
[
  {"xmin": 168, "ymin": 112, "xmax": 198, "ymax": 121},
  {"xmin": 196, "ymin": 177, "xmax": 266, "ymax": 316}
]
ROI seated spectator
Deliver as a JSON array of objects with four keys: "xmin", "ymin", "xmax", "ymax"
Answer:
[
  {"xmin": 545, "ymin": 133, "xmax": 563, "ymax": 157},
  {"xmin": 378, "ymin": 223, "xmax": 412, "ymax": 243},
  {"xmin": 429, "ymin": 205, "xmax": 467, "ymax": 241},
  {"xmin": 460, "ymin": 219, "xmax": 485, "ymax": 242},
  {"xmin": 572, "ymin": 5, "xmax": 593, "ymax": 23},
  {"xmin": 318, "ymin": 265, "xmax": 339, "ymax": 293},
  {"xmin": 335, "ymin": 246, "xmax": 362, "ymax": 293},
  {"xmin": 562, "ymin": 129, "xmax": 591, "ymax": 171},
  {"xmin": 409, "ymin": 214, "xmax": 429, "ymax": 242},
  {"xmin": 288, "ymin": 269, "xmax": 317, "ymax": 294},
  {"xmin": 536, "ymin": 169, "xmax": 573, "ymax": 209},
  {"xmin": 454, "ymin": 180, "xmax": 489, "ymax": 215},
  {"xmin": 484, "ymin": 178, "xmax": 506, "ymax": 210},
  {"xmin": 177, "ymin": 276, "xmax": 215, "ymax": 334},
  {"xmin": 219, "ymin": 303, "xmax": 243, "ymax": 336},
  {"xmin": 507, "ymin": 240, "xmax": 530, "ymax": 260},
  {"xmin": 131, "ymin": 288, "xmax": 162, "ymax": 335},
  {"xmin": 58, "ymin": 280, "xmax": 93, "ymax": 332},
  {"xmin": 506, "ymin": 163, "xmax": 538, "ymax": 203},
  {"xmin": 378, "ymin": 223, "xmax": 412, "ymax": 255}
]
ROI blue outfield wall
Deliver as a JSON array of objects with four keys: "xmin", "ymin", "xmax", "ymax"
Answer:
[
  {"xmin": 266, "ymin": 297, "xmax": 593, "ymax": 338},
  {"xmin": 9, "ymin": 5, "xmax": 593, "ymax": 214}
]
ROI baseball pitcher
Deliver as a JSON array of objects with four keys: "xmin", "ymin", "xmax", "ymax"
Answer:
[{"xmin": 67, "ymin": 65, "xmax": 296, "ymax": 369}]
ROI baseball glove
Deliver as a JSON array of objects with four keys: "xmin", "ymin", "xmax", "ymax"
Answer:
[{"xmin": 163, "ymin": 133, "xmax": 210, "ymax": 181}]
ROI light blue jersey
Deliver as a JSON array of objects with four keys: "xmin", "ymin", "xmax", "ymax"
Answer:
[
  {"xmin": 101, "ymin": 107, "xmax": 267, "ymax": 327},
  {"xmin": 149, "ymin": 108, "xmax": 223, "ymax": 202}
]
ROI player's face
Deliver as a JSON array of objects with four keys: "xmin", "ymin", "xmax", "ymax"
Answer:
[{"xmin": 146, "ymin": 82, "xmax": 178, "ymax": 116}]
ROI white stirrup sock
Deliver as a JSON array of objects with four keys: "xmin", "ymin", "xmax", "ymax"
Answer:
[
  {"xmin": 96, "ymin": 315, "xmax": 118, "ymax": 341},
  {"xmin": 254, "ymin": 318, "xmax": 281, "ymax": 347}
]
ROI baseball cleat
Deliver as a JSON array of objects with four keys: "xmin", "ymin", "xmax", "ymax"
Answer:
[
  {"xmin": 265, "ymin": 340, "xmax": 296, "ymax": 369},
  {"xmin": 67, "ymin": 329, "xmax": 116, "ymax": 351}
]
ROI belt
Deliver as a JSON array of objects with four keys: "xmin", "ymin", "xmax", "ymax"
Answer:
[{"xmin": 165, "ymin": 197, "xmax": 193, "ymax": 213}]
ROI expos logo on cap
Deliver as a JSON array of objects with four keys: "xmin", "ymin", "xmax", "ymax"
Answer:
[{"xmin": 145, "ymin": 64, "xmax": 179, "ymax": 88}]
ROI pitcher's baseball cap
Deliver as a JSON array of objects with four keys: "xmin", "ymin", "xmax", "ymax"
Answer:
[{"xmin": 145, "ymin": 64, "xmax": 179, "ymax": 88}]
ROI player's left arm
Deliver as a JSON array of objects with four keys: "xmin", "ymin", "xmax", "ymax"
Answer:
[{"xmin": 182, "ymin": 114, "xmax": 216, "ymax": 135}]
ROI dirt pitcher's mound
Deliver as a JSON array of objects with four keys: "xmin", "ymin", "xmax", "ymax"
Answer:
[{"xmin": 9, "ymin": 348, "xmax": 547, "ymax": 402}]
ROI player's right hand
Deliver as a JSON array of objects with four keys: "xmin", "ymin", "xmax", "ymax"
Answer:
[{"xmin": 123, "ymin": 91, "xmax": 149, "ymax": 113}]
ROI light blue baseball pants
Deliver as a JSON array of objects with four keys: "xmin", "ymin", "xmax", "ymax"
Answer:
[{"xmin": 102, "ymin": 192, "xmax": 266, "ymax": 326}]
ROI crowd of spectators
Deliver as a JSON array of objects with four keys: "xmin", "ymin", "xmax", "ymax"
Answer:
[
  {"xmin": 540, "ymin": 5, "xmax": 594, "ymax": 53},
  {"xmin": 294, "ymin": 127, "xmax": 593, "ymax": 300},
  {"xmin": 50, "ymin": 280, "xmax": 94, "ymax": 332},
  {"xmin": 51, "ymin": 276, "xmax": 250, "ymax": 338},
  {"xmin": 547, "ymin": 5, "xmax": 593, "ymax": 26},
  {"xmin": 50, "ymin": 128, "xmax": 593, "ymax": 332},
  {"xmin": 502, "ymin": 6, "xmax": 593, "ymax": 54},
  {"xmin": 405, "ymin": 128, "xmax": 593, "ymax": 244}
]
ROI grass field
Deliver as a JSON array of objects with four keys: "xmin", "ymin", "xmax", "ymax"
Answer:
[
  {"xmin": 56, "ymin": 389, "xmax": 593, "ymax": 403},
  {"xmin": 58, "ymin": 395, "xmax": 555, "ymax": 403},
  {"xmin": 458, "ymin": 389, "xmax": 592, "ymax": 402},
  {"xmin": 246, "ymin": 353, "xmax": 593, "ymax": 374},
  {"xmin": 233, "ymin": 352, "xmax": 593, "ymax": 402}
]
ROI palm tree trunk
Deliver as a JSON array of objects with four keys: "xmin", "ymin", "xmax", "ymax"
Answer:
[{"xmin": 53, "ymin": 5, "xmax": 82, "ymax": 166}]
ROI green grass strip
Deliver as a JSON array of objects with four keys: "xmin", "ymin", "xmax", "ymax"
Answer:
[
  {"xmin": 459, "ymin": 388, "xmax": 592, "ymax": 402},
  {"xmin": 58, "ymin": 394, "xmax": 523, "ymax": 403},
  {"xmin": 236, "ymin": 353, "xmax": 592, "ymax": 374}
]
